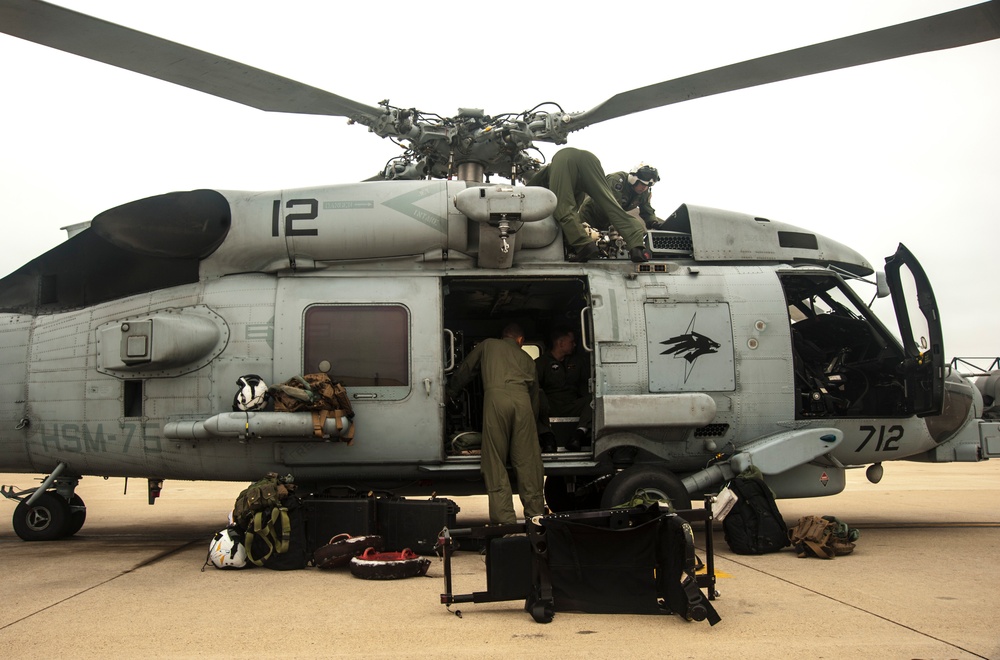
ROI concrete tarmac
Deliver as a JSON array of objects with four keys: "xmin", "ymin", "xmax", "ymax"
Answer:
[{"xmin": 1, "ymin": 461, "xmax": 998, "ymax": 659}]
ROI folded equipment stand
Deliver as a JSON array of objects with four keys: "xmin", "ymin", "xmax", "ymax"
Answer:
[{"xmin": 439, "ymin": 498, "xmax": 720, "ymax": 625}]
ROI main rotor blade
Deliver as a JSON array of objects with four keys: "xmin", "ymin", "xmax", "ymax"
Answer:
[
  {"xmin": 570, "ymin": 0, "xmax": 1000, "ymax": 131},
  {"xmin": 0, "ymin": 0, "xmax": 382, "ymax": 120}
]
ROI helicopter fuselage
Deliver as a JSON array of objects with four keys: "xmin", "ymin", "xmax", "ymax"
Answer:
[{"xmin": 1, "ymin": 182, "xmax": 995, "ymax": 520}]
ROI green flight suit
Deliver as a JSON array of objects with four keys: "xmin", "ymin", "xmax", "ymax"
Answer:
[
  {"xmin": 536, "ymin": 350, "xmax": 593, "ymax": 435},
  {"xmin": 580, "ymin": 171, "xmax": 662, "ymax": 230},
  {"xmin": 527, "ymin": 148, "xmax": 647, "ymax": 251},
  {"xmin": 446, "ymin": 337, "xmax": 545, "ymax": 524}
]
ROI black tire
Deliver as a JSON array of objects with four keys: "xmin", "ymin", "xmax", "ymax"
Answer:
[
  {"xmin": 599, "ymin": 465, "xmax": 692, "ymax": 511},
  {"xmin": 64, "ymin": 494, "xmax": 87, "ymax": 538},
  {"xmin": 544, "ymin": 475, "xmax": 605, "ymax": 513},
  {"xmin": 12, "ymin": 491, "xmax": 71, "ymax": 541},
  {"xmin": 543, "ymin": 476, "xmax": 575, "ymax": 512},
  {"xmin": 530, "ymin": 602, "xmax": 554, "ymax": 624}
]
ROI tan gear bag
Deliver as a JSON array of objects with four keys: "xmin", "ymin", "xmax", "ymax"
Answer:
[{"xmin": 788, "ymin": 515, "xmax": 836, "ymax": 559}]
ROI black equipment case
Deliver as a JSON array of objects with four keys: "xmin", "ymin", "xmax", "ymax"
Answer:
[
  {"xmin": 376, "ymin": 496, "xmax": 460, "ymax": 555},
  {"xmin": 302, "ymin": 495, "xmax": 377, "ymax": 556},
  {"xmin": 303, "ymin": 492, "xmax": 459, "ymax": 556},
  {"xmin": 440, "ymin": 499, "xmax": 720, "ymax": 625}
]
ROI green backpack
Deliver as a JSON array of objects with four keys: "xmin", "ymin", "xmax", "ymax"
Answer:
[{"xmin": 232, "ymin": 473, "xmax": 295, "ymax": 566}]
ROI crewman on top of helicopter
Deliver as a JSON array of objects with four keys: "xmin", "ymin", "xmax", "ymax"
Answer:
[
  {"xmin": 579, "ymin": 163, "xmax": 664, "ymax": 231},
  {"xmin": 526, "ymin": 148, "xmax": 651, "ymax": 263}
]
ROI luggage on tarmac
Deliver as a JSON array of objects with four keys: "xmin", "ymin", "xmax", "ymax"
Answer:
[
  {"xmin": 302, "ymin": 492, "xmax": 378, "ymax": 556},
  {"xmin": 349, "ymin": 548, "xmax": 431, "ymax": 580},
  {"xmin": 375, "ymin": 495, "xmax": 459, "ymax": 555},
  {"xmin": 788, "ymin": 515, "xmax": 860, "ymax": 559},
  {"xmin": 230, "ymin": 473, "xmax": 307, "ymax": 570},
  {"xmin": 313, "ymin": 534, "xmax": 385, "ymax": 569},
  {"xmin": 524, "ymin": 505, "xmax": 718, "ymax": 624},
  {"xmin": 721, "ymin": 468, "xmax": 789, "ymax": 555},
  {"xmin": 439, "ymin": 503, "xmax": 720, "ymax": 626}
]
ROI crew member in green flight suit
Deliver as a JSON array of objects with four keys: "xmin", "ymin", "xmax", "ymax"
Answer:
[
  {"xmin": 580, "ymin": 163, "xmax": 664, "ymax": 231},
  {"xmin": 527, "ymin": 147, "xmax": 651, "ymax": 263},
  {"xmin": 446, "ymin": 323, "xmax": 545, "ymax": 525},
  {"xmin": 536, "ymin": 326, "xmax": 592, "ymax": 453}
]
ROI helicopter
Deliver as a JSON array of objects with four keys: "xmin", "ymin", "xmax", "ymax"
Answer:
[{"xmin": 0, "ymin": 0, "xmax": 998, "ymax": 540}]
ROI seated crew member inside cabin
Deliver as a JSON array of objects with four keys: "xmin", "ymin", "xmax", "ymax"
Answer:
[
  {"xmin": 527, "ymin": 147, "xmax": 651, "ymax": 263},
  {"xmin": 579, "ymin": 163, "xmax": 664, "ymax": 231},
  {"xmin": 536, "ymin": 326, "xmax": 592, "ymax": 453}
]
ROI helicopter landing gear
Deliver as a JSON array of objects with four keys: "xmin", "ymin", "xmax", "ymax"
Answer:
[
  {"xmin": 599, "ymin": 464, "xmax": 692, "ymax": 511},
  {"xmin": 3, "ymin": 466, "xmax": 86, "ymax": 541},
  {"xmin": 11, "ymin": 491, "xmax": 71, "ymax": 541},
  {"xmin": 64, "ymin": 494, "xmax": 88, "ymax": 537},
  {"xmin": 544, "ymin": 474, "xmax": 611, "ymax": 512}
]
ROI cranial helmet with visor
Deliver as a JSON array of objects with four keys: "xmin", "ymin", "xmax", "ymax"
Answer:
[{"xmin": 628, "ymin": 163, "xmax": 660, "ymax": 187}]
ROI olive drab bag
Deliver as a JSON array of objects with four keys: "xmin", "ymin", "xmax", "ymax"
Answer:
[
  {"xmin": 232, "ymin": 473, "xmax": 297, "ymax": 566},
  {"xmin": 269, "ymin": 373, "xmax": 356, "ymax": 441},
  {"xmin": 788, "ymin": 515, "xmax": 860, "ymax": 559}
]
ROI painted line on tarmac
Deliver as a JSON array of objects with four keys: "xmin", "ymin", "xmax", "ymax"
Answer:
[
  {"xmin": 718, "ymin": 554, "xmax": 992, "ymax": 660},
  {"xmin": 0, "ymin": 539, "xmax": 201, "ymax": 633}
]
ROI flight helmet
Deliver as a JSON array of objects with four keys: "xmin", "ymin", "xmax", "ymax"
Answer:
[
  {"xmin": 208, "ymin": 526, "xmax": 248, "ymax": 569},
  {"xmin": 628, "ymin": 163, "xmax": 660, "ymax": 187},
  {"xmin": 234, "ymin": 374, "xmax": 269, "ymax": 411}
]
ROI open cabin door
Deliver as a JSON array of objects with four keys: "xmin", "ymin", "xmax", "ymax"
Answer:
[{"xmin": 884, "ymin": 243, "xmax": 945, "ymax": 417}]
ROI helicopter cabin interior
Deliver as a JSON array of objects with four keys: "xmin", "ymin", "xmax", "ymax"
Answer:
[{"xmin": 440, "ymin": 276, "xmax": 591, "ymax": 454}]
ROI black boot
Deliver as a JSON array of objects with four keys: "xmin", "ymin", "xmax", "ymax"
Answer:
[
  {"xmin": 568, "ymin": 243, "xmax": 599, "ymax": 263},
  {"xmin": 539, "ymin": 432, "xmax": 557, "ymax": 454},
  {"xmin": 629, "ymin": 246, "xmax": 651, "ymax": 263},
  {"xmin": 566, "ymin": 428, "xmax": 587, "ymax": 452}
]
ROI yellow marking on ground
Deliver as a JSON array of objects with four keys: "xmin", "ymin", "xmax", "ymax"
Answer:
[{"xmin": 697, "ymin": 567, "xmax": 732, "ymax": 578}]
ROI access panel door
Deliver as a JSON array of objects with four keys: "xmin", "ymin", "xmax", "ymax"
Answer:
[{"xmin": 273, "ymin": 276, "xmax": 444, "ymax": 463}]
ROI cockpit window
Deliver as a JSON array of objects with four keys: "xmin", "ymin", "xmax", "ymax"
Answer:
[
  {"xmin": 786, "ymin": 275, "xmax": 869, "ymax": 325},
  {"xmin": 780, "ymin": 271, "xmax": 907, "ymax": 419}
]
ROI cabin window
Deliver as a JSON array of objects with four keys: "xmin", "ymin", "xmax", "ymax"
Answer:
[{"xmin": 303, "ymin": 305, "xmax": 409, "ymax": 388}]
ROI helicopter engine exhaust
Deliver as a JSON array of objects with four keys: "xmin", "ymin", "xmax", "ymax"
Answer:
[{"xmin": 91, "ymin": 189, "xmax": 232, "ymax": 259}]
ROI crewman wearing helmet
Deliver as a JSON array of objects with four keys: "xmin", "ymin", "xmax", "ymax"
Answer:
[
  {"xmin": 527, "ymin": 148, "xmax": 651, "ymax": 263},
  {"xmin": 580, "ymin": 163, "xmax": 664, "ymax": 232}
]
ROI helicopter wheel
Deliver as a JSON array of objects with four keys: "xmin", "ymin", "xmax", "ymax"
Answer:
[
  {"xmin": 599, "ymin": 465, "xmax": 692, "ymax": 511},
  {"xmin": 63, "ymin": 494, "xmax": 87, "ymax": 538},
  {"xmin": 543, "ymin": 475, "xmax": 604, "ymax": 512},
  {"xmin": 12, "ymin": 491, "xmax": 72, "ymax": 541}
]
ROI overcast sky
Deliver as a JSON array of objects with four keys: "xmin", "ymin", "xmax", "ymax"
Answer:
[{"xmin": 0, "ymin": 0, "xmax": 997, "ymax": 358}]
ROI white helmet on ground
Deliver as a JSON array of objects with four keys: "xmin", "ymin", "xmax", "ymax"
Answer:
[{"xmin": 208, "ymin": 526, "xmax": 248, "ymax": 569}]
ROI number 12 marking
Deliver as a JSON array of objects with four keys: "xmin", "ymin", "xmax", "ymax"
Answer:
[{"xmin": 272, "ymin": 199, "xmax": 319, "ymax": 237}]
